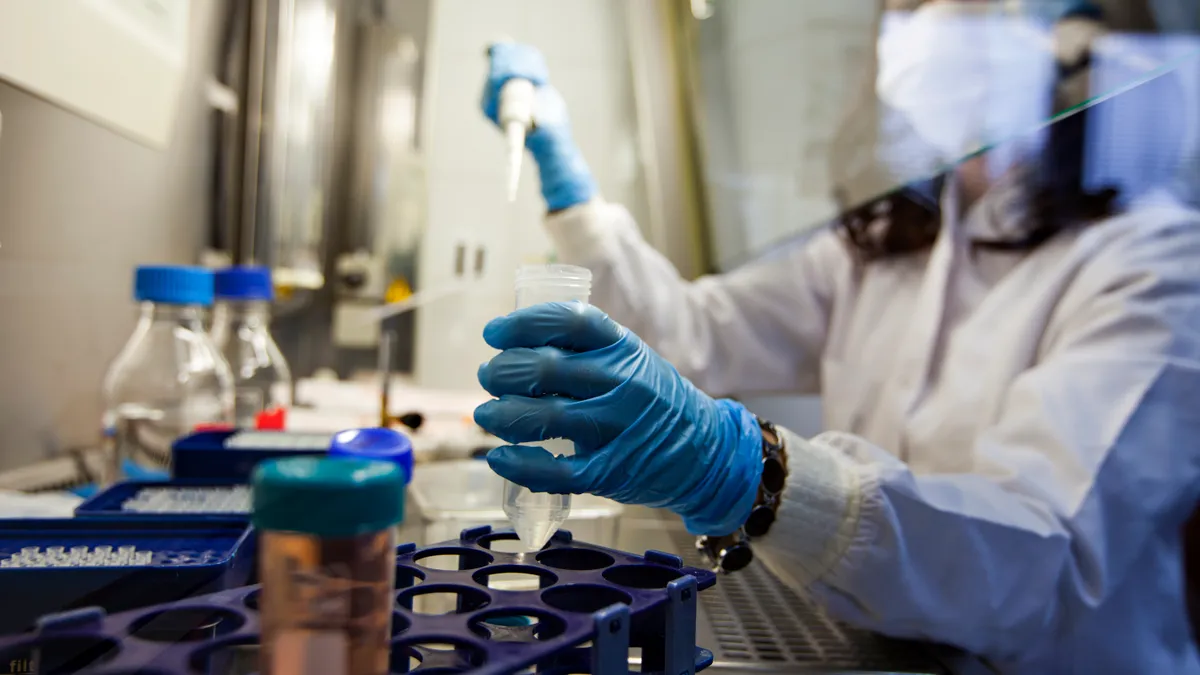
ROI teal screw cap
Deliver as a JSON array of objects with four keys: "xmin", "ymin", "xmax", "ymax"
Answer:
[{"xmin": 252, "ymin": 457, "xmax": 405, "ymax": 537}]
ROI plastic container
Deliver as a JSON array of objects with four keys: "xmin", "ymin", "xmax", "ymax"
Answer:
[
  {"xmin": 0, "ymin": 518, "xmax": 254, "ymax": 635},
  {"xmin": 506, "ymin": 265, "xmax": 592, "ymax": 552},
  {"xmin": 252, "ymin": 457, "xmax": 405, "ymax": 675},
  {"xmin": 101, "ymin": 266, "xmax": 234, "ymax": 486},
  {"xmin": 211, "ymin": 266, "xmax": 293, "ymax": 430},
  {"xmin": 328, "ymin": 427, "xmax": 414, "ymax": 485}
]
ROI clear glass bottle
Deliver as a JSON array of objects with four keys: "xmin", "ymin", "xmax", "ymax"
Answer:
[
  {"xmin": 503, "ymin": 264, "xmax": 593, "ymax": 552},
  {"xmin": 210, "ymin": 266, "xmax": 293, "ymax": 429},
  {"xmin": 101, "ymin": 266, "xmax": 234, "ymax": 485}
]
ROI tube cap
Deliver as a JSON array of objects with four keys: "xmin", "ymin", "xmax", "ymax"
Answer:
[
  {"xmin": 134, "ymin": 266, "xmax": 214, "ymax": 306},
  {"xmin": 329, "ymin": 427, "xmax": 413, "ymax": 485},
  {"xmin": 214, "ymin": 266, "xmax": 274, "ymax": 301},
  {"xmin": 251, "ymin": 457, "xmax": 405, "ymax": 537}
]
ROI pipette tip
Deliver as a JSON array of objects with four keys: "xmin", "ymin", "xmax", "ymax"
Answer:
[{"xmin": 505, "ymin": 122, "xmax": 525, "ymax": 203}]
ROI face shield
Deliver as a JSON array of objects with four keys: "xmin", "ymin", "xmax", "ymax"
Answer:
[
  {"xmin": 687, "ymin": 0, "xmax": 1200, "ymax": 268},
  {"xmin": 874, "ymin": 3, "xmax": 1058, "ymax": 184}
]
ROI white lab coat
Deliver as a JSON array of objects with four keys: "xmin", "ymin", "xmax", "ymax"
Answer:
[{"xmin": 543, "ymin": 178, "xmax": 1200, "ymax": 674}]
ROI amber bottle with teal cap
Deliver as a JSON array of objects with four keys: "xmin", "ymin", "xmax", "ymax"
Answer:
[{"xmin": 253, "ymin": 456, "xmax": 405, "ymax": 675}]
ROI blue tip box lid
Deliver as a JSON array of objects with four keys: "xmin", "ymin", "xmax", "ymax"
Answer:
[
  {"xmin": 134, "ymin": 265, "xmax": 214, "ymax": 306},
  {"xmin": 252, "ymin": 457, "xmax": 404, "ymax": 537},
  {"xmin": 214, "ymin": 266, "xmax": 274, "ymax": 301},
  {"xmin": 328, "ymin": 427, "xmax": 413, "ymax": 484}
]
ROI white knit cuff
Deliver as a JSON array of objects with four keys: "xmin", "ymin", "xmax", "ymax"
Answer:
[{"xmin": 752, "ymin": 427, "xmax": 868, "ymax": 591}]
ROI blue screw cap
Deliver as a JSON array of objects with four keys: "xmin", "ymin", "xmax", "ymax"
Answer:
[
  {"xmin": 214, "ymin": 266, "xmax": 274, "ymax": 301},
  {"xmin": 252, "ymin": 457, "xmax": 405, "ymax": 537},
  {"xmin": 134, "ymin": 266, "xmax": 214, "ymax": 306},
  {"xmin": 329, "ymin": 427, "xmax": 413, "ymax": 485}
]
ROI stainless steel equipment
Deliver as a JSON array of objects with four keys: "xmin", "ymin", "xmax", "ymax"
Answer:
[{"xmin": 618, "ymin": 508, "xmax": 960, "ymax": 674}]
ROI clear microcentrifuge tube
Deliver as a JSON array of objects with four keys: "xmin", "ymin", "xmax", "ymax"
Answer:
[{"xmin": 503, "ymin": 265, "xmax": 592, "ymax": 553}]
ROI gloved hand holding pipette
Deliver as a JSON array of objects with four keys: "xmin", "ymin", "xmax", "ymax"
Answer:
[
  {"xmin": 474, "ymin": 302, "xmax": 764, "ymax": 536},
  {"xmin": 482, "ymin": 43, "xmax": 597, "ymax": 212}
]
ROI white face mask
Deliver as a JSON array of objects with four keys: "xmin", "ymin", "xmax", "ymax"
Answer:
[{"xmin": 876, "ymin": 3, "xmax": 1057, "ymax": 168}]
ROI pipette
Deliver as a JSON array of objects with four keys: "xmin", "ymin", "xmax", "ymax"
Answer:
[
  {"xmin": 490, "ymin": 42, "xmax": 536, "ymax": 202},
  {"xmin": 499, "ymin": 78, "xmax": 534, "ymax": 202}
]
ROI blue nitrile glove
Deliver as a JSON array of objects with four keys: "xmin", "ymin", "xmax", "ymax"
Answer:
[
  {"xmin": 481, "ymin": 43, "xmax": 597, "ymax": 211},
  {"xmin": 474, "ymin": 302, "xmax": 764, "ymax": 536}
]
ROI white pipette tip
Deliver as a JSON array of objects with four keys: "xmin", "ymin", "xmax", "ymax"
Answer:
[{"xmin": 505, "ymin": 122, "xmax": 525, "ymax": 202}]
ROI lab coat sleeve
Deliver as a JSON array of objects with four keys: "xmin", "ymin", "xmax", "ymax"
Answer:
[
  {"xmin": 544, "ymin": 200, "xmax": 844, "ymax": 396},
  {"xmin": 751, "ymin": 217, "xmax": 1200, "ymax": 661}
]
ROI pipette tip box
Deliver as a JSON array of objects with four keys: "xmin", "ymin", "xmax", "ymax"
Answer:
[
  {"xmin": 171, "ymin": 429, "xmax": 332, "ymax": 482},
  {"xmin": 75, "ymin": 480, "xmax": 252, "ymax": 523},
  {"xmin": 0, "ymin": 519, "xmax": 254, "ymax": 635},
  {"xmin": 0, "ymin": 525, "xmax": 715, "ymax": 674}
]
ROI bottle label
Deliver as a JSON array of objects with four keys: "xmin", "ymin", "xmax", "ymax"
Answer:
[{"xmin": 259, "ymin": 531, "xmax": 395, "ymax": 675}]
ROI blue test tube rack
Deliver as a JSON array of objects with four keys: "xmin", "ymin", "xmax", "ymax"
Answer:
[{"xmin": 0, "ymin": 526, "xmax": 716, "ymax": 674}]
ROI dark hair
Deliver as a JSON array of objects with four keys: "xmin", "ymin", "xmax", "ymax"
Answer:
[{"xmin": 838, "ymin": 5, "xmax": 1120, "ymax": 262}]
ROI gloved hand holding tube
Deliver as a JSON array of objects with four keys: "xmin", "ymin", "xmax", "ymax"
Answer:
[
  {"xmin": 481, "ymin": 43, "xmax": 597, "ymax": 212},
  {"xmin": 474, "ymin": 302, "xmax": 764, "ymax": 536}
]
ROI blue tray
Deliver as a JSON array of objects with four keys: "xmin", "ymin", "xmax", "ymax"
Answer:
[
  {"xmin": 171, "ymin": 429, "xmax": 331, "ymax": 482},
  {"xmin": 75, "ymin": 480, "xmax": 251, "ymax": 523},
  {"xmin": 0, "ymin": 526, "xmax": 715, "ymax": 674},
  {"xmin": 0, "ymin": 519, "xmax": 254, "ymax": 635}
]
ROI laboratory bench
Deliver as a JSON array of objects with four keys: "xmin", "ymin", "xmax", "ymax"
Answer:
[
  {"xmin": 610, "ymin": 507, "xmax": 966, "ymax": 675},
  {"xmin": 396, "ymin": 459, "xmax": 970, "ymax": 675}
]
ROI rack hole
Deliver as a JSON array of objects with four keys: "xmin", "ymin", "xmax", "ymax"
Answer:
[
  {"xmin": 472, "ymin": 565, "xmax": 556, "ymax": 591},
  {"xmin": 541, "ymin": 584, "xmax": 632, "ymax": 614},
  {"xmin": 189, "ymin": 636, "xmax": 258, "ymax": 673},
  {"xmin": 129, "ymin": 607, "xmax": 244, "ymax": 643},
  {"xmin": 628, "ymin": 646, "xmax": 644, "ymax": 671},
  {"xmin": 469, "ymin": 610, "xmax": 566, "ymax": 642},
  {"xmin": 0, "ymin": 636, "xmax": 120, "ymax": 674},
  {"xmin": 482, "ymin": 538, "xmax": 525, "ymax": 554},
  {"xmin": 390, "ymin": 640, "xmax": 486, "ymax": 673},
  {"xmin": 396, "ymin": 565, "xmax": 426, "ymax": 588},
  {"xmin": 478, "ymin": 535, "xmax": 524, "ymax": 553},
  {"xmin": 401, "ymin": 649, "xmax": 422, "ymax": 672},
  {"xmin": 477, "ymin": 532, "xmax": 550, "ymax": 553},
  {"xmin": 393, "ymin": 612, "xmax": 411, "ymax": 636},
  {"xmin": 398, "ymin": 585, "xmax": 491, "ymax": 616},
  {"xmin": 413, "ymin": 547, "xmax": 493, "ymax": 571},
  {"xmin": 601, "ymin": 564, "xmax": 684, "ymax": 590},
  {"xmin": 535, "ymin": 548, "xmax": 614, "ymax": 571}
]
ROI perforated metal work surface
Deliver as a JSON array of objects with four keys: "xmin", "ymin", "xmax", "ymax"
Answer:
[{"xmin": 671, "ymin": 531, "xmax": 951, "ymax": 674}]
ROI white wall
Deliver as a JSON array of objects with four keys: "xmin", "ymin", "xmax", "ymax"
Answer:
[
  {"xmin": 414, "ymin": 0, "xmax": 648, "ymax": 390},
  {"xmin": 0, "ymin": 1, "xmax": 225, "ymax": 470},
  {"xmin": 699, "ymin": 0, "xmax": 878, "ymax": 270}
]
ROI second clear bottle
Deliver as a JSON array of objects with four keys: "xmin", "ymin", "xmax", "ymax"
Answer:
[{"xmin": 210, "ymin": 266, "xmax": 293, "ymax": 429}]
